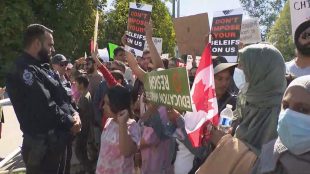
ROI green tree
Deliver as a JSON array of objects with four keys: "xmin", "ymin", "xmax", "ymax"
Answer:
[
  {"xmin": 0, "ymin": 0, "xmax": 34, "ymax": 85},
  {"xmin": 267, "ymin": 2, "xmax": 295, "ymax": 61},
  {"xmin": 102, "ymin": 0, "xmax": 176, "ymax": 55},
  {"xmin": 0, "ymin": 0, "xmax": 106, "ymax": 85},
  {"xmin": 239, "ymin": 0, "xmax": 287, "ymax": 39}
]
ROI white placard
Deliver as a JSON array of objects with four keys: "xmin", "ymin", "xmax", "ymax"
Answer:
[
  {"xmin": 144, "ymin": 37, "xmax": 163, "ymax": 54},
  {"xmin": 98, "ymin": 48, "xmax": 109, "ymax": 62},
  {"xmin": 240, "ymin": 18, "xmax": 262, "ymax": 44},
  {"xmin": 289, "ymin": 0, "xmax": 310, "ymax": 38}
]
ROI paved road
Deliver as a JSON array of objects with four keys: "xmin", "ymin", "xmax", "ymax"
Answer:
[
  {"xmin": 0, "ymin": 106, "xmax": 22, "ymax": 159},
  {"xmin": 0, "ymin": 106, "xmax": 83, "ymax": 173}
]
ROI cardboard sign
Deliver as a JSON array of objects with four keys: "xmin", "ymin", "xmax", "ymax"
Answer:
[
  {"xmin": 143, "ymin": 67, "xmax": 192, "ymax": 111},
  {"xmin": 240, "ymin": 18, "xmax": 262, "ymax": 44},
  {"xmin": 211, "ymin": 8, "xmax": 243, "ymax": 62},
  {"xmin": 173, "ymin": 13, "xmax": 210, "ymax": 56},
  {"xmin": 289, "ymin": 0, "xmax": 310, "ymax": 38},
  {"xmin": 144, "ymin": 37, "xmax": 163, "ymax": 55},
  {"xmin": 125, "ymin": 3, "xmax": 152, "ymax": 57}
]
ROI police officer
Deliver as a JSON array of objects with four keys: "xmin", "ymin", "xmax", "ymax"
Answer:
[{"xmin": 6, "ymin": 24, "xmax": 81, "ymax": 174}]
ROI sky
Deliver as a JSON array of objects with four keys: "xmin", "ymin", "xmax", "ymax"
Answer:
[{"xmin": 106, "ymin": 0, "xmax": 246, "ymax": 25}]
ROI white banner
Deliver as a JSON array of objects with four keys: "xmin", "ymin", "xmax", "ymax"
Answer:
[
  {"xmin": 289, "ymin": 0, "xmax": 310, "ymax": 38},
  {"xmin": 144, "ymin": 37, "xmax": 163, "ymax": 55}
]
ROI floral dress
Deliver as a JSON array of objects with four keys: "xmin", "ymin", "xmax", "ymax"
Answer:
[{"xmin": 96, "ymin": 118, "xmax": 140, "ymax": 174}]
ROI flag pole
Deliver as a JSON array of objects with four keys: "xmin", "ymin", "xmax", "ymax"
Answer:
[{"xmin": 93, "ymin": 10, "xmax": 99, "ymax": 52}]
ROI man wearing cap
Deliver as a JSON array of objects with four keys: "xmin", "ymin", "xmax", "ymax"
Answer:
[
  {"xmin": 51, "ymin": 54, "xmax": 72, "ymax": 94},
  {"xmin": 51, "ymin": 54, "xmax": 78, "ymax": 174},
  {"xmin": 212, "ymin": 56, "xmax": 238, "ymax": 112},
  {"xmin": 286, "ymin": 20, "xmax": 310, "ymax": 77}
]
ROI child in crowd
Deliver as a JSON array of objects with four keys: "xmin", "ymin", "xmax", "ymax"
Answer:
[
  {"xmin": 96, "ymin": 86, "xmax": 140, "ymax": 174},
  {"xmin": 75, "ymin": 75, "xmax": 96, "ymax": 173}
]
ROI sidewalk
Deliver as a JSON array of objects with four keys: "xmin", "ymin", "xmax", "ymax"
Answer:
[{"xmin": 0, "ymin": 106, "xmax": 23, "ymax": 159}]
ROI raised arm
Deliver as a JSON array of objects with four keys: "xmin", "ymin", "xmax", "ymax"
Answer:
[
  {"xmin": 122, "ymin": 34, "xmax": 146, "ymax": 82},
  {"xmin": 145, "ymin": 22, "xmax": 164, "ymax": 69},
  {"xmin": 91, "ymin": 48, "xmax": 118, "ymax": 87}
]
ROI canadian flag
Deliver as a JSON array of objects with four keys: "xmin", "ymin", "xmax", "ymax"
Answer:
[{"xmin": 184, "ymin": 43, "xmax": 219, "ymax": 147}]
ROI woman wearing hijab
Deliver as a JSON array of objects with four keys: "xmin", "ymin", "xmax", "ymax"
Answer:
[
  {"xmin": 195, "ymin": 43, "xmax": 287, "ymax": 174},
  {"xmin": 233, "ymin": 43, "xmax": 287, "ymax": 155},
  {"xmin": 251, "ymin": 75, "xmax": 310, "ymax": 174}
]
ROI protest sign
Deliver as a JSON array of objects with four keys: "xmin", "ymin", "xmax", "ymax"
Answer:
[
  {"xmin": 144, "ymin": 37, "xmax": 163, "ymax": 55},
  {"xmin": 173, "ymin": 13, "xmax": 210, "ymax": 56},
  {"xmin": 186, "ymin": 55, "xmax": 193, "ymax": 70},
  {"xmin": 161, "ymin": 53, "xmax": 169, "ymax": 59},
  {"xmin": 240, "ymin": 18, "xmax": 261, "ymax": 44},
  {"xmin": 98, "ymin": 48, "xmax": 109, "ymax": 62},
  {"xmin": 125, "ymin": 2, "xmax": 152, "ymax": 57},
  {"xmin": 289, "ymin": 0, "xmax": 310, "ymax": 38},
  {"xmin": 107, "ymin": 43, "xmax": 119, "ymax": 60},
  {"xmin": 211, "ymin": 8, "xmax": 243, "ymax": 62},
  {"xmin": 143, "ymin": 67, "xmax": 192, "ymax": 111},
  {"xmin": 186, "ymin": 55, "xmax": 201, "ymax": 70}
]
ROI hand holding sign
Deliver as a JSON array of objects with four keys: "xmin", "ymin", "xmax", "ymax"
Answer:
[
  {"xmin": 122, "ymin": 34, "xmax": 128, "ymax": 46},
  {"xmin": 91, "ymin": 45, "xmax": 103, "ymax": 67}
]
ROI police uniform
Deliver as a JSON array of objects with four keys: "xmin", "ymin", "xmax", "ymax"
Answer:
[{"xmin": 6, "ymin": 52, "xmax": 77, "ymax": 174}]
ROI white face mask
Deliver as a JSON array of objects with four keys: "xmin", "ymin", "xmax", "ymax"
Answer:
[{"xmin": 233, "ymin": 68, "xmax": 248, "ymax": 93}]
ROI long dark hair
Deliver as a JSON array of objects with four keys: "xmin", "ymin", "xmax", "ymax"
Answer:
[{"xmin": 107, "ymin": 86, "xmax": 133, "ymax": 118}]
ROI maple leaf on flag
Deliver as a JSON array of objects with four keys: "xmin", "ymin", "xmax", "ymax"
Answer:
[
  {"xmin": 184, "ymin": 43, "xmax": 219, "ymax": 147},
  {"xmin": 192, "ymin": 79, "xmax": 216, "ymax": 113}
]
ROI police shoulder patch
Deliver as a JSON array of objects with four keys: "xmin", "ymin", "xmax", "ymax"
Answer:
[{"xmin": 23, "ymin": 69, "xmax": 34, "ymax": 86}]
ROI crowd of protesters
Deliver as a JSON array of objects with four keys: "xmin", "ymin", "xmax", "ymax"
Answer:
[{"xmin": 1, "ymin": 16, "xmax": 310, "ymax": 174}]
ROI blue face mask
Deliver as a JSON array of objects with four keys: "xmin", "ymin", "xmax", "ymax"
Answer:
[{"xmin": 277, "ymin": 109, "xmax": 310, "ymax": 155}]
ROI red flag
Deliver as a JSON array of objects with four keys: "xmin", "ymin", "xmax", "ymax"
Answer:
[{"xmin": 184, "ymin": 43, "xmax": 219, "ymax": 147}]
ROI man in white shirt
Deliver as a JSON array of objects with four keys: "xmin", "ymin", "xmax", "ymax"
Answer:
[{"xmin": 286, "ymin": 20, "xmax": 310, "ymax": 77}]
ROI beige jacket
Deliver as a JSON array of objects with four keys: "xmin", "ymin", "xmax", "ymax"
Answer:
[{"xmin": 196, "ymin": 134, "xmax": 257, "ymax": 174}]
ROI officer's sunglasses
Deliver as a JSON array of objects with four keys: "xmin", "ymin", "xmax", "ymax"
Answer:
[{"xmin": 59, "ymin": 62, "xmax": 68, "ymax": 67}]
